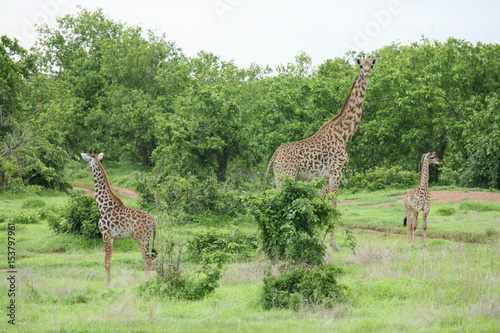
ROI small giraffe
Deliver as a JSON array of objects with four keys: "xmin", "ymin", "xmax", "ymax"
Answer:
[
  {"xmin": 81, "ymin": 153, "xmax": 156, "ymax": 287},
  {"xmin": 403, "ymin": 151, "xmax": 443, "ymax": 249},
  {"xmin": 263, "ymin": 56, "xmax": 378, "ymax": 251}
]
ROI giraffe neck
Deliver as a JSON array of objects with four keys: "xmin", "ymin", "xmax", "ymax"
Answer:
[
  {"xmin": 91, "ymin": 161, "xmax": 123, "ymax": 212},
  {"xmin": 319, "ymin": 73, "xmax": 368, "ymax": 146},
  {"xmin": 417, "ymin": 154, "xmax": 430, "ymax": 192}
]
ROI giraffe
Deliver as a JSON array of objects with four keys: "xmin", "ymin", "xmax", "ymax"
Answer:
[
  {"xmin": 403, "ymin": 151, "xmax": 443, "ymax": 249},
  {"xmin": 81, "ymin": 153, "xmax": 157, "ymax": 287},
  {"xmin": 263, "ymin": 56, "xmax": 378, "ymax": 251}
]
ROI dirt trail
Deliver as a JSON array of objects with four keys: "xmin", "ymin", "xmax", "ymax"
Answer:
[
  {"xmin": 341, "ymin": 190, "xmax": 500, "ymax": 207},
  {"xmin": 73, "ymin": 186, "xmax": 138, "ymax": 198}
]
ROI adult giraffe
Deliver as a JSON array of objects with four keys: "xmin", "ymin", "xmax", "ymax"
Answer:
[
  {"xmin": 81, "ymin": 153, "xmax": 156, "ymax": 287},
  {"xmin": 263, "ymin": 56, "xmax": 378, "ymax": 251}
]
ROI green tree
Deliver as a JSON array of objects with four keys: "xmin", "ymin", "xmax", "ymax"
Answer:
[
  {"xmin": 153, "ymin": 52, "xmax": 248, "ymax": 181},
  {"xmin": 35, "ymin": 7, "xmax": 182, "ymax": 165}
]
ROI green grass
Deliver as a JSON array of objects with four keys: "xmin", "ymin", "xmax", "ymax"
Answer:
[
  {"xmin": 337, "ymin": 187, "xmax": 500, "ymax": 244},
  {"xmin": 1, "ymin": 184, "xmax": 500, "ymax": 332}
]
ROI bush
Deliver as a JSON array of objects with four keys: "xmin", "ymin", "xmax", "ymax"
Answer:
[
  {"xmin": 22, "ymin": 198, "xmax": 46, "ymax": 209},
  {"xmin": 459, "ymin": 200, "xmax": 500, "ymax": 213},
  {"xmin": 435, "ymin": 206, "xmax": 457, "ymax": 216},
  {"xmin": 140, "ymin": 239, "xmax": 224, "ymax": 300},
  {"xmin": 49, "ymin": 191, "xmax": 101, "ymax": 238},
  {"xmin": 262, "ymin": 264, "xmax": 348, "ymax": 310},
  {"xmin": 342, "ymin": 166, "xmax": 419, "ymax": 193},
  {"xmin": 12, "ymin": 211, "xmax": 40, "ymax": 224},
  {"xmin": 186, "ymin": 227, "xmax": 259, "ymax": 263},
  {"xmin": 248, "ymin": 175, "xmax": 340, "ymax": 266},
  {"xmin": 138, "ymin": 173, "xmax": 244, "ymax": 222}
]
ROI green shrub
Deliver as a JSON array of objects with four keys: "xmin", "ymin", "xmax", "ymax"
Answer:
[
  {"xmin": 140, "ymin": 239, "xmax": 224, "ymax": 300},
  {"xmin": 12, "ymin": 211, "xmax": 40, "ymax": 224},
  {"xmin": 262, "ymin": 264, "xmax": 348, "ymax": 310},
  {"xmin": 138, "ymin": 173, "xmax": 244, "ymax": 222},
  {"xmin": 435, "ymin": 206, "xmax": 457, "ymax": 216},
  {"xmin": 22, "ymin": 198, "xmax": 46, "ymax": 209},
  {"xmin": 186, "ymin": 227, "xmax": 259, "ymax": 263},
  {"xmin": 248, "ymin": 176, "xmax": 340, "ymax": 266},
  {"xmin": 342, "ymin": 166, "xmax": 419, "ymax": 192},
  {"xmin": 460, "ymin": 200, "xmax": 500, "ymax": 212},
  {"xmin": 49, "ymin": 191, "xmax": 101, "ymax": 238}
]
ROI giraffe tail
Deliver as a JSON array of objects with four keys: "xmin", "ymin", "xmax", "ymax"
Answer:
[
  {"xmin": 403, "ymin": 217, "xmax": 407, "ymax": 227},
  {"xmin": 263, "ymin": 153, "xmax": 275, "ymax": 195}
]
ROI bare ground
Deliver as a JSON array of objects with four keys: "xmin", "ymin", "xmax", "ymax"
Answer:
[
  {"xmin": 342, "ymin": 190, "xmax": 500, "ymax": 207},
  {"xmin": 73, "ymin": 186, "xmax": 138, "ymax": 198}
]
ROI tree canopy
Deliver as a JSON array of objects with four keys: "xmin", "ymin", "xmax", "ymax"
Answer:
[{"xmin": 1, "ymin": 8, "xmax": 499, "ymax": 190}]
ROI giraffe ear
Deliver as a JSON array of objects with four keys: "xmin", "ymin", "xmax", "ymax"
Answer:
[
  {"xmin": 355, "ymin": 58, "xmax": 362, "ymax": 67},
  {"xmin": 371, "ymin": 58, "xmax": 378, "ymax": 66},
  {"xmin": 81, "ymin": 153, "xmax": 91, "ymax": 161},
  {"xmin": 97, "ymin": 153, "xmax": 104, "ymax": 161}
]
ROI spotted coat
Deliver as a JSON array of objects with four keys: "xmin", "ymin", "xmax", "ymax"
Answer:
[
  {"xmin": 81, "ymin": 153, "xmax": 156, "ymax": 287},
  {"xmin": 403, "ymin": 152, "xmax": 443, "ymax": 249},
  {"xmin": 263, "ymin": 57, "xmax": 378, "ymax": 198}
]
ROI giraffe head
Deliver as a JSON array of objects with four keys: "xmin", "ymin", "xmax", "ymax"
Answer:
[
  {"xmin": 81, "ymin": 152, "xmax": 103, "ymax": 171},
  {"xmin": 355, "ymin": 56, "xmax": 378, "ymax": 78},
  {"xmin": 426, "ymin": 151, "xmax": 443, "ymax": 166}
]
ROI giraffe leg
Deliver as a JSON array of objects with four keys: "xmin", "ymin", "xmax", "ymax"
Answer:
[
  {"xmin": 410, "ymin": 211, "xmax": 419, "ymax": 249},
  {"xmin": 422, "ymin": 208, "xmax": 429, "ymax": 249},
  {"xmin": 405, "ymin": 210, "xmax": 412, "ymax": 248},
  {"xmin": 328, "ymin": 167, "xmax": 344, "ymax": 253},
  {"xmin": 404, "ymin": 204, "xmax": 412, "ymax": 248},
  {"xmin": 103, "ymin": 235, "xmax": 113, "ymax": 287},
  {"xmin": 136, "ymin": 237, "xmax": 152, "ymax": 279}
]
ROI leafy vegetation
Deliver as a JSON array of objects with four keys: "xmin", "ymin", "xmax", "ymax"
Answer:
[
  {"xmin": 48, "ymin": 190, "xmax": 101, "ymax": 238},
  {"xmin": 1, "ymin": 6, "xmax": 500, "ymax": 332},
  {"xmin": 248, "ymin": 176, "xmax": 339, "ymax": 266},
  {"xmin": 1, "ymin": 7, "xmax": 500, "ymax": 195},
  {"xmin": 262, "ymin": 264, "xmax": 348, "ymax": 310},
  {"xmin": 186, "ymin": 227, "xmax": 259, "ymax": 263}
]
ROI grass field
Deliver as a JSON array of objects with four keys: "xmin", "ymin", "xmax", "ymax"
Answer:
[{"xmin": 1, "ymin": 182, "xmax": 499, "ymax": 332}]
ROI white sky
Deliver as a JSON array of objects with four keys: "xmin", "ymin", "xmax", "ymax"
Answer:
[{"xmin": 2, "ymin": 0, "xmax": 499, "ymax": 69}]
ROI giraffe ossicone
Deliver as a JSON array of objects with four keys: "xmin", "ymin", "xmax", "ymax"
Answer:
[
  {"xmin": 263, "ymin": 56, "xmax": 378, "ymax": 252},
  {"xmin": 81, "ymin": 152, "xmax": 157, "ymax": 287},
  {"xmin": 403, "ymin": 151, "xmax": 443, "ymax": 249}
]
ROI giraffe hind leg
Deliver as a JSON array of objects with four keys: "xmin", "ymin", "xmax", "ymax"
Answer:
[
  {"xmin": 136, "ymin": 237, "xmax": 152, "ymax": 279},
  {"xmin": 103, "ymin": 235, "xmax": 113, "ymax": 287}
]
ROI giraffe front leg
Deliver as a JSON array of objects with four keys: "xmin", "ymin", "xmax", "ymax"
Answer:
[{"xmin": 103, "ymin": 234, "xmax": 113, "ymax": 287}]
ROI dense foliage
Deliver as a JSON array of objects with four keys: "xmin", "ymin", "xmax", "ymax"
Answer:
[
  {"xmin": 262, "ymin": 264, "xmax": 348, "ymax": 310},
  {"xmin": 186, "ymin": 227, "xmax": 259, "ymax": 263},
  {"xmin": 248, "ymin": 176, "xmax": 339, "ymax": 266},
  {"xmin": 141, "ymin": 237, "xmax": 225, "ymax": 301},
  {"xmin": 48, "ymin": 190, "xmax": 101, "ymax": 238},
  {"xmin": 1, "ymin": 7, "xmax": 499, "ymax": 193}
]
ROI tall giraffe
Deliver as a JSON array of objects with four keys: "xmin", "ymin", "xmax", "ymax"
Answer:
[
  {"xmin": 81, "ymin": 153, "xmax": 156, "ymax": 287},
  {"xmin": 263, "ymin": 56, "xmax": 378, "ymax": 250},
  {"xmin": 403, "ymin": 151, "xmax": 443, "ymax": 249}
]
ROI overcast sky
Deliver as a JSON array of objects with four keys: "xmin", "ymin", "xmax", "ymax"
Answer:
[{"xmin": 2, "ymin": 0, "xmax": 499, "ymax": 68}]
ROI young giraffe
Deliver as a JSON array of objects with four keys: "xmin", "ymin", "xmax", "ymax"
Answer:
[
  {"xmin": 403, "ymin": 151, "xmax": 443, "ymax": 249},
  {"xmin": 263, "ymin": 56, "xmax": 378, "ymax": 251},
  {"xmin": 81, "ymin": 153, "xmax": 156, "ymax": 287}
]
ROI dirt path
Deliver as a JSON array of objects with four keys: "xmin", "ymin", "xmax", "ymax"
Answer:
[
  {"xmin": 73, "ymin": 186, "xmax": 138, "ymax": 198},
  {"xmin": 341, "ymin": 190, "xmax": 500, "ymax": 207}
]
